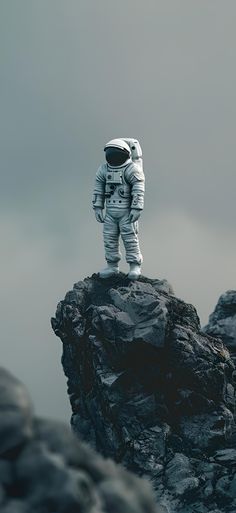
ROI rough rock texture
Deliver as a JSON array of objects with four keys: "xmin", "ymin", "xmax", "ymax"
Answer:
[
  {"xmin": 204, "ymin": 290, "xmax": 236, "ymax": 367},
  {"xmin": 52, "ymin": 274, "xmax": 236, "ymax": 513},
  {"xmin": 0, "ymin": 367, "xmax": 159, "ymax": 513}
]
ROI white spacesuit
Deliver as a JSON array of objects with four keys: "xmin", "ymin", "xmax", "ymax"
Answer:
[{"xmin": 92, "ymin": 138, "xmax": 145, "ymax": 280}]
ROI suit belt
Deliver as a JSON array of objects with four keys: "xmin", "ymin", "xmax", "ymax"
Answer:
[{"xmin": 106, "ymin": 198, "xmax": 131, "ymax": 206}]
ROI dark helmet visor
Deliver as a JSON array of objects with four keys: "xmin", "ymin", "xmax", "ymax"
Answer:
[{"xmin": 105, "ymin": 147, "xmax": 130, "ymax": 167}]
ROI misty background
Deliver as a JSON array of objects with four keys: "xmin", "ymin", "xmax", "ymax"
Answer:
[{"xmin": 1, "ymin": 1, "xmax": 235, "ymax": 421}]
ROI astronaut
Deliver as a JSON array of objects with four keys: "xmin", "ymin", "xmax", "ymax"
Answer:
[{"xmin": 92, "ymin": 138, "xmax": 145, "ymax": 280}]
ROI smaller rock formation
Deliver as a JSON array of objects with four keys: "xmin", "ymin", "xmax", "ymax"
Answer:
[
  {"xmin": 0, "ymin": 367, "xmax": 159, "ymax": 513},
  {"xmin": 204, "ymin": 290, "xmax": 236, "ymax": 366}
]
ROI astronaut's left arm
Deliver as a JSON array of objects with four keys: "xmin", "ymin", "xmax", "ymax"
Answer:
[{"xmin": 125, "ymin": 164, "xmax": 145, "ymax": 221}]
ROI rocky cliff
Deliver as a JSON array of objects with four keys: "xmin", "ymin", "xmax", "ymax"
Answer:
[
  {"xmin": 52, "ymin": 274, "xmax": 236, "ymax": 513},
  {"xmin": 0, "ymin": 367, "xmax": 158, "ymax": 513}
]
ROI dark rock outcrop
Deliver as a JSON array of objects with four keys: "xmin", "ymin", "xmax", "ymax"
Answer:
[
  {"xmin": 52, "ymin": 274, "xmax": 236, "ymax": 513},
  {"xmin": 0, "ymin": 367, "xmax": 159, "ymax": 513},
  {"xmin": 204, "ymin": 290, "xmax": 236, "ymax": 366}
]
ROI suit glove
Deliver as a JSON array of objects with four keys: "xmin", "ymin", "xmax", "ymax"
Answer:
[
  {"xmin": 95, "ymin": 208, "xmax": 105, "ymax": 223},
  {"xmin": 129, "ymin": 209, "xmax": 141, "ymax": 223}
]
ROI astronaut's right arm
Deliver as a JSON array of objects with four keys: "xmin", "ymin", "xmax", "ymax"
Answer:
[{"xmin": 92, "ymin": 165, "xmax": 106, "ymax": 222}]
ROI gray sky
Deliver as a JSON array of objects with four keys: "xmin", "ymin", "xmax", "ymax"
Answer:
[{"xmin": 1, "ymin": 1, "xmax": 235, "ymax": 420}]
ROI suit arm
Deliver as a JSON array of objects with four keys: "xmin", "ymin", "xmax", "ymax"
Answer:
[
  {"xmin": 92, "ymin": 166, "xmax": 106, "ymax": 209},
  {"xmin": 125, "ymin": 164, "xmax": 145, "ymax": 210}
]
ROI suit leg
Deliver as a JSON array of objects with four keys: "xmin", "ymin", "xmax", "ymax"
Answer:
[
  {"xmin": 103, "ymin": 211, "xmax": 121, "ymax": 263},
  {"xmin": 119, "ymin": 211, "xmax": 143, "ymax": 264}
]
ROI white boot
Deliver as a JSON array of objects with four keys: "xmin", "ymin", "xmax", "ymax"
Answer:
[
  {"xmin": 128, "ymin": 263, "xmax": 141, "ymax": 280},
  {"xmin": 99, "ymin": 262, "xmax": 119, "ymax": 278}
]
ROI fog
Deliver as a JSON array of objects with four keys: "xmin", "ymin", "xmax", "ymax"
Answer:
[{"xmin": 1, "ymin": 1, "xmax": 235, "ymax": 419}]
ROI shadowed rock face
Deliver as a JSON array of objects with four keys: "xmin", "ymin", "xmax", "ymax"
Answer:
[
  {"xmin": 52, "ymin": 274, "xmax": 236, "ymax": 513},
  {"xmin": 0, "ymin": 368, "xmax": 159, "ymax": 513},
  {"xmin": 204, "ymin": 290, "xmax": 236, "ymax": 367}
]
